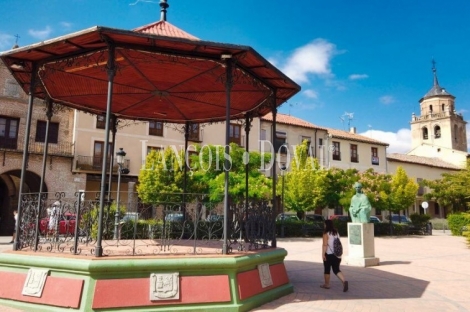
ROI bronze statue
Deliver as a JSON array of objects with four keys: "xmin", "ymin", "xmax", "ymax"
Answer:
[{"xmin": 349, "ymin": 182, "xmax": 371, "ymax": 223}]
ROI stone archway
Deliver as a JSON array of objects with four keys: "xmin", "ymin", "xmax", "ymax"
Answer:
[{"xmin": 0, "ymin": 170, "xmax": 46, "ymax": 235}]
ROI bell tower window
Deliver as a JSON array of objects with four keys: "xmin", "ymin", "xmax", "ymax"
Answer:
[
  {"xmin": 429, "ymin": 105, "xmax": 433, "ymax": 114},
  {"xmin": 434, "ymin": 125, "xmax": 441, "ymax": 138},
  {"xmin": 422, "ymin": 127, "xmax": 428, "ymax": 140}
]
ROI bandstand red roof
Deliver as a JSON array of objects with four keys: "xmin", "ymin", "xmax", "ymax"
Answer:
[{"xmin": 0, "ymin": 20, "xmax": 300, "ymax": 123}]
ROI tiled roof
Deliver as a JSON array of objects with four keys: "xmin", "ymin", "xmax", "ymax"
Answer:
[
  {"xmin": 262, "ymin": 113, "xmax": 326, "ymax": 130},
  {"xmin": 326, "ymin": 128, "xmax": 389, "ymax": 146},
  {"xmin": 133, "ymin": 21, "xmax": 199, "ymax": 40},
  {"xmin": 387, "ymin": 153, "xmax": 461, "ymax": 170}
]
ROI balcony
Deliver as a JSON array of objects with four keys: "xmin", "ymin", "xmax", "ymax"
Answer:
[
  {"xmin": 0, "ymin": 138, "xmax": 73, "ymax": 157},
  {"xmin": 73, "ymin": 155, "xmax": 130, "ymax": 173}
]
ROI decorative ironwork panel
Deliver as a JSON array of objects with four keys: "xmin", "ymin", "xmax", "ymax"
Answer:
[{"xmin": 16, "ymin": 192, "xmax": 275, "ymax": 257}]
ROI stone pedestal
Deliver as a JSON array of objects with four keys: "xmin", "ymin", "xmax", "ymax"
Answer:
[{"xmin": 345, "ymin": 223, "xmax": 379, "ymax": 267}]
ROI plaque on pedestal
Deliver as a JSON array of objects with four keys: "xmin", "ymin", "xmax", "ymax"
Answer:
[{"xmin": 346, "ymin": 223, "xmax": 379, "ymax": 267}]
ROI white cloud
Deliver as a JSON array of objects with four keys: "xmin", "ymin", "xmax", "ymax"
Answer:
[
  {"xmin": 28, "ymin": 26, "xmax": 52, "ymax": 40},
  {"xmin": 379, "ymin": 95, "xmax": 395, "ymax": 105},
  {"xmin": 303, "ymin": 89, "xmax": 318, "ymax": 99},
  {"xmin": 60, "ymin": 22, "xmax": 72, "ymax": 30},
  {"xmin": 281, "ymin": 39, "xmax": 337, "ymax": 83},
  {"xmin": 0, "ymin": 33, "xmax": 14, "ymax": 50},
  {"xmin": 360, "ymin": 128, "xmax": 411, "ymax": 154},
  {"xmin": 349, "ymin": 74, "xmax": 368, "ymax": 80}
]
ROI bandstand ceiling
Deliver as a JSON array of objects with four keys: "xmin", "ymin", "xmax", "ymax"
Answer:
[{"xmin": 0, "ymin": 24, "xmax": 300, "ymax": 123}]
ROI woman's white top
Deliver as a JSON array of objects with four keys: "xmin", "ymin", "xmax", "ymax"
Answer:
[{"xmin": 326, "ymin": 232, "xmax": 340, "ymax": 257}]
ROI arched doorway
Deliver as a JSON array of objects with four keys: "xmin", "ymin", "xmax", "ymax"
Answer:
[{"xmin": 0, "ymin": 170, "xmax": 46, "ymax": 235}]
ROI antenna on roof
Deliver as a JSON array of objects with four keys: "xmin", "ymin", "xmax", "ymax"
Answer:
[
  {"xmin": 12, "ymin": 34, "xmax": 20, "ymax": 49},
  {"xmin": 342, "ymin": 112, "xmax": 354, "ymax": 130},
  {"xmin": 160, "ymin": 0, "xmax": 169, "ymax": 21}
]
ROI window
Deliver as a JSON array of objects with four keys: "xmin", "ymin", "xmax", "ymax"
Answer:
[
  {"xmin": 441, "ymin": 103, "xmax": 445, "ymax": 112},
  {"xmin": 274, "ymin": 131, "xmax": 288, "ymax": 154},
  {"xmin": 229, "ymin": 124, "xmax": 241, "ymax": 145},
  {"xmin": 429, "ymin": 105, "xmax": 433, "ymax": 114},
  {"xmin": 350, "ymin": 144, "xmax": 358, "ymax": 162},
  {"xmin": 93, "ymin": 141, "xmax": 112, "ymax": 170},
  {"xmin": 35, "ymin": 121, "xmax": 59, "ymax": 144},
  {"xmin": 332, "ymin": 141, "xmax": 341, "ymax": 160},
  {"xmin": 96, "ymin": 115, "xmax": 106, "ymax": 129},
  {"xmin": 260, "ymin": 129, "xmax": 267, "ymax": 149},
  {"xmin": 454, "ymin": 124, "xmax": 458, "ymax": 142},
  {"xmin": 371, "ymin": 147, "xmax": 379, "ymax": 165},
  {"xmin": 0, "ymin": 116, "xmax": 19, "ymax": 149},
  {"xmin": 147, "ymin": 146, "xmax": 163, "ymax": 155},
  {"xmin": 188, "ymin": 123, "xmax": 200, "ymax": 141},
  {"xmin": 434, "ymin": 125, "xmax": 441, "ymax": 138},
  {"xmin": 149, "ymin": 121, "xmax": 163, "ymax": 136},
  {"xmin": 319, "ymin": 138, "xmax": 323, "ymax": 146},
  {"xmin": 422, "ymin": 127, "xmax": 428, "ymax": 140}
]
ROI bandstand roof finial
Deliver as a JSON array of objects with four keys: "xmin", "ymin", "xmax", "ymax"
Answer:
[{"xmin": 160, "ymin": 0, "xmax": 169, "ymax": 21}]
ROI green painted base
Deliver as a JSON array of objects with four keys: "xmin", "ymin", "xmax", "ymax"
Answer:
[{"xmin": 0, "ymin": 248, "xmax": 292, "ymax": 311}]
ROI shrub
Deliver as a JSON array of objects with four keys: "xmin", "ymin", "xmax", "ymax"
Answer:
[
  {"xmin": 410, "ymin": 213, "xmax": 431, "ymax": 229},
  {"xmin": 276, "ymin": 220, "xmax": 305, "ymax": 237},
  {"xmin": 447, "ymin": 213, "xmax": 470, "ymax": 236},
  {"xmin": 81, "ymin": 202, "xmax": 126, "ymax": 239}
]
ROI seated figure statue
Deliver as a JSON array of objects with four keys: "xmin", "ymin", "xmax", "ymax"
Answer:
[{"xmin": 349, "ymin": 182, "xmax": 371, "ymax": 223}]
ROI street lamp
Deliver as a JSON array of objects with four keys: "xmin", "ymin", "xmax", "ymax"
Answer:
[
  {"xmin": 113, "ymin": 148, "xmax": 128, "ymax": 240},
  {"xmin": 281, "ymin": 165, "xmax": 286, "ymax": 238}
]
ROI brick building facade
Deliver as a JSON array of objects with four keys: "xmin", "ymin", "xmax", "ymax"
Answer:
[{"xmin": 0, "ymin": 62, "xmax": 83, "ymax": 235}]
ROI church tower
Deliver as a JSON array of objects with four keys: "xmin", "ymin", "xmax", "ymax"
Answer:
[{"xmin": 409, "ymin": 61, "xmax": 468, "ymax": 166}]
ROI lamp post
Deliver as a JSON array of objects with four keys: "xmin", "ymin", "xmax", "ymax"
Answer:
[
  {"xmin": 113, "ymin": 148, "xmax": 127, "ymax": 240},
  {"xmin": 281, "ymin": 165, "xmax": 286, "ymax": 238}
]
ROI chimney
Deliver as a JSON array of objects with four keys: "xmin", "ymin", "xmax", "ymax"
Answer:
[{"xmin": 350, "ymin": 127, "xmax": 356, "ymax": 134}]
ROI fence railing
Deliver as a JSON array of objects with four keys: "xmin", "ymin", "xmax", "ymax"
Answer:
[
  {"xmin": 15, "ymin": 191, "xmax": 276, "ymax": 257},
  {"xmin": 0, "ymin": 139, "xmax": 74, "ymax": 157},
  {"xmin": 73, "ymin": 155, "xmax": 130, "ymax": 172}
]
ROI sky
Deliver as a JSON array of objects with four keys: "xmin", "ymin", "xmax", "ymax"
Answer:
[{"xmin": 1, "ymin": 0, "xmax": 470, "ymax": 154}]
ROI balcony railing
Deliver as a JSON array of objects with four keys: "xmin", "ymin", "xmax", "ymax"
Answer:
[
  {"xmin": 332, "ymin": 152, "xmax": 341, "ymax": 161},
  {"xmin": 73, "ymin": 155, "xmax": 130, "ymax": 173},
  {"xmin": 0, "ymin": 138, "xmax": 74, "ymax": 157}
]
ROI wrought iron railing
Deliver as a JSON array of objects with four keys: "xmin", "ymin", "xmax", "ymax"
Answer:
[
  {"xmin": 14, "ymin": 192, "xmax": 276, "ymax": 256},
  {"xmin": 73, "ymin": 155, "xmax": 130, "ymax": 172},
  {"xmin": 0, "ymin": 139, "xmax": 73, "ymax": 157}
]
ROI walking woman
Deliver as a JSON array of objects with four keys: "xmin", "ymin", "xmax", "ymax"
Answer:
[{"xmin": 321, "ymin": 219, "xmax": 348, "ymax": 292}]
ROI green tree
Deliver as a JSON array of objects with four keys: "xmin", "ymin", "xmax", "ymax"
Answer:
[
  {"xmin": 190, "ymin": 143, "xmax": 272, "ymax": 203},
  {"xmin": 423, "ymin": 159, "xmax": 470, "ymax": 212},
  {"xmin": 137, "ymin": 147, "xmax": 187, "ymax": 204},
  {"xmin": 389, "ymin": 166, "xmax": 419, "ymax": 215},
  {"xmin": 359, "ymin": 168, "xmax": 392, "ymax": 213},
  {"xmin": 281, "ymin": 140, "xmax": 326, "ymax": 218},
  {"xmin": 321, "ymin": 167, "xmax": 360, "ymax": 212}
]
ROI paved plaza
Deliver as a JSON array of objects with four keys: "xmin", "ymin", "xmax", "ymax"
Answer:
[{"xmin": 0, "ymin": 230, "xmax": 469, "ymax": 312}]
